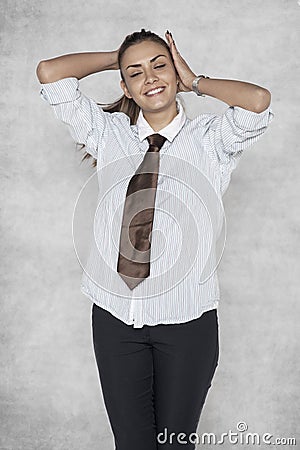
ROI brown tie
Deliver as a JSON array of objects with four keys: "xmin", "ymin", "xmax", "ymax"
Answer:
[{"xmin": 117, "ymin": 134, "xmax": 167, "ymax": 290}]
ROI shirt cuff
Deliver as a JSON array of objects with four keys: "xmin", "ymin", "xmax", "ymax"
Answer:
[
  {"xmin": 229, "ymin": 104, "xmax": 274, "ymax": 130},
  {"xmin": 39, "ymin": 77, "xmax": 80, "ymax": 105}
]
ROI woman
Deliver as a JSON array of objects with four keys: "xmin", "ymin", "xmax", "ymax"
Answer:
[{"xmin": 36, "ymin": 29, "xmax": 274, "ymax": 450}]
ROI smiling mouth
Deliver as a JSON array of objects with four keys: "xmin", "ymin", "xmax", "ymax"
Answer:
[{"xmin": 145, "ymin": 87, "xmax": 165, "ymax": 96}]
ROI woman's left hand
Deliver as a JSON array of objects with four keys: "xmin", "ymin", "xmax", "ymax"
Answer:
[{"xmin": 165, "ymin": 31, "xmax": 197, "ymax": 93}]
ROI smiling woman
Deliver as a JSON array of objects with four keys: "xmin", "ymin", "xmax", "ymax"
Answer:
[
  {"xmin": 120, "ymin": 41, "xmax": 179, "ymax": 129},
  {"xmin": 36, "ymin": 28, "xmax": 274, "ymax": 450}
]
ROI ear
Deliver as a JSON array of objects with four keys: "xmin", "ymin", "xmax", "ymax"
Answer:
[{"xmin": 120, "ymin": 79, "xmax": 132, "ymax": 99}]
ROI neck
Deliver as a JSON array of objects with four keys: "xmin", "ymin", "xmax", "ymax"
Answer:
[{"xmin": 142, "ymin": 102, "xmax": 178, "ymax": 132}]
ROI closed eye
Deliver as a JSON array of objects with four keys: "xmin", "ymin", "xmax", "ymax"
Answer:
[
  {"xmin": 130, "ymin": 63, "xmax": 166, "ymax": 77},
  {"xmin": 130, "ymin": 72, "xmax": 142, "ymax": 78}
]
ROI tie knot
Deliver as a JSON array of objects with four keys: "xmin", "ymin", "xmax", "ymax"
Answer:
[{"xmin": 147, "ymin": 134, "xmax": 167, "ymax": 151}]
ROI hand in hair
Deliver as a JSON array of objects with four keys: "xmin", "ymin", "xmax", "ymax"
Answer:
[{"xmin": 165, "ymin": 31, "xmax": 197, "ymax": 93}]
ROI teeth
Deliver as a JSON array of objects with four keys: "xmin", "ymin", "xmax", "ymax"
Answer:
[{"xmin": 146, "ymin": 87, "xmax": 164, "ymax": 96}]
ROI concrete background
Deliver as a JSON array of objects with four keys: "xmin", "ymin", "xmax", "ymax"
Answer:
[{"xmin": 1, "ymin": 0, "xmax": 299, "ymax": 448}]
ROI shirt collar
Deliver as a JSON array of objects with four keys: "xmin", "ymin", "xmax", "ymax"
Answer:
[{"xmin": 136, "ymin": 98, "xmax": 186, "ymax": 143}]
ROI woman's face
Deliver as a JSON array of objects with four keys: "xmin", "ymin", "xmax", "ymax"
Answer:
[{"xmin": 120, "ymin": 40, "xmax": 178, "ymax": 115}]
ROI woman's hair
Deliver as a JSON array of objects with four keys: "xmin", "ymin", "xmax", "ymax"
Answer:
[{"xmin": 80, "ymin": 29, "xmax": 176, "ymax": 168}]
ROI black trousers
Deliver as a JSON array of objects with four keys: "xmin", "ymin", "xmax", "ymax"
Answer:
[{"xmin": 92, "ymin": 303, "xmax": 219, "ymax": 450}]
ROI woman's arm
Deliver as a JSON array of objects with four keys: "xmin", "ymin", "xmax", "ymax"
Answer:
[
  {"xmin": 192, "ymin": 77, "xmax": 270, "ymax": 113},
  {"xmin": 36, "ymin": 51, "xmax": 119, "ymax": 83},
  {"xmin": 165, "ymin": 31, "xmax": 271, "ymax": 113}
]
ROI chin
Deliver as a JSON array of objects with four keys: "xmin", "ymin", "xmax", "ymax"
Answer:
[{"xmin": 141, "ymin": 97, "xmax": 176, "ymax": 113}]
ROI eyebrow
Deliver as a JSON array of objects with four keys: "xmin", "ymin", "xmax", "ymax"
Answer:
[{"xmin": 125, "ymin": 54, "xmax": 167, "ymax": 70}]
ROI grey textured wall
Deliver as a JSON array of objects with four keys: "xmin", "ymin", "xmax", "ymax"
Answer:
[{"xmin": 1, "ymin": 0, "xmax": 299, "ymax": 449}]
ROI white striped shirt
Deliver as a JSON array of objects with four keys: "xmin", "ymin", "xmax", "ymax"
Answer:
[
  {"xmin": 39, "ymin": 77, "xmax": 274, "ymax": 328},
  {"xmin": 136, "ymin": 98, "xmax": 186, "ymax": 142}
]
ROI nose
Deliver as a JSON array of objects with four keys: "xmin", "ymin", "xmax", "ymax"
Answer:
[{"xmin": 144, "ymin": 68, "xmax": 158, "ymax": 84}]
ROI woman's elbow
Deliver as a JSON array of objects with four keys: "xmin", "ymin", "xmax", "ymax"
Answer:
[
  {"xmin": 36, "ymin": 60, "xmax": 53, "ymax": 84},
  {"xmin": 253, "ymin": 88, "xmax": 272, "ymax": 113}
]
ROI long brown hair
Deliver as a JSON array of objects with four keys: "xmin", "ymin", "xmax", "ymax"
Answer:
[{"xmin": 80, "ymin": 29, "xmax": 176, "ymax": 168}]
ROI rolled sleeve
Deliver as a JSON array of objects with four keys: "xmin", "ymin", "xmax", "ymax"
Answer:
[
  {"xmin": 216, "ymin": 104, "xmax": 274, "ymax": 155},
  {"xmin": 39, "ymin": 77, "xmax": 109, "ymax": 160},
  {"xmin": 199, "ymin": 103, "xmax": 274, "ymax": 195},
  {"xmin": 40, "ymin": 77, "xmax": 80, "ymax": 104},
  {"xmin": 206, "ymin": 104, "xmax": 274, "ymax": 162}
]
